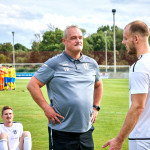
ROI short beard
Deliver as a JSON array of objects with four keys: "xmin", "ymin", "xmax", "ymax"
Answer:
[{"xmin": 128, "ymin": 41, "xmax": 137, "ymax": 55}]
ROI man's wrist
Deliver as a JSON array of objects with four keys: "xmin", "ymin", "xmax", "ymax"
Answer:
[
  {"xmin": 116, "ymin": 135, "xmax": 125, "ymax": 143},
  {"xmin": 93, "ymin": 105, "xmax": 100, "ymax": 111}
]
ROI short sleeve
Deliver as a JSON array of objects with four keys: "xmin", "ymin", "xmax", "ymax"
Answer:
[
  {"xmin": 95, "ymin": 62, "xmax": 101, "ymax": 82},
  {"xmin": 130, "ymin": 72, "xmax": 149, "ymax": 94},
  {"xmin": 34, "ymin": 64, "xmax": 55, "ymax": 84}
]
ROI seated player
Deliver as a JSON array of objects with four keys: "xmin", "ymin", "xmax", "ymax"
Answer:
[{"xmin": 0, "ymin": 106, "xmax": 32, "ymax": 150}]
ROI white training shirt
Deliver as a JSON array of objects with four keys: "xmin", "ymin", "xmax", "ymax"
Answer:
[
  {"xmin": 0, "ymin": 122, "xmax": 23, "ymax": 150},
  {"xmin": 129, "ymin": 52, "xmax": 150, "ymax": 139}
]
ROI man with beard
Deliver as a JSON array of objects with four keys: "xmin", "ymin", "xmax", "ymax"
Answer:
[
  {"xmin": 27, "ymin": 25, "xmax": 103, "ymax": 150},
  {"xmin": 102, "ymin": 20, "xmax": 150, "ymax": 150},
  {"xmin": 0, "ymin": 106, "xmax": 32, "ymax": 150}
]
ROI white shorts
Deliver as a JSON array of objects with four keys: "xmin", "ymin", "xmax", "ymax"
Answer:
[
  {"xmin": 0, "ymin": 139, "xmax": 7, "ymax": 142},
  {"xmin": 129, "ymin": 140, "xmax": 150, "ymax": 150},
  {"xmin": 0, "ymin": 139, "xmax": 20, "ymax": 150}
]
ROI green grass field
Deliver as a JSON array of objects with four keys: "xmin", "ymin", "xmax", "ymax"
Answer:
[{"xmin": 0, "ymin": 79, "xmax": 129, "ymax": 150}]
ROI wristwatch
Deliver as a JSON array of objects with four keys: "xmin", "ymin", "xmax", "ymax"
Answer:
[{"xmin": 93, "ymin": 105, "xmax": 100, "ymax": 111}]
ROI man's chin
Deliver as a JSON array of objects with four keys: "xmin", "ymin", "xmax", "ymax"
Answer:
[
  {"xmin": 7, "ymin": 120, "xmax": 12, "ymax": 123},
  {"xmin": 128, "ymin": 51, "xmax": 137, "ymax": 55},
  {"xmin": 74, "ymin": 48, "xmax": 82, "ymax": 52}
]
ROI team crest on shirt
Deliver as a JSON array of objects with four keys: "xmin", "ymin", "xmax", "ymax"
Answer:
[
  {"xmin": 64, "ymin": 67, "xmax": 69, "ymax": 71},
  {"xmin": 13, "ymin": 130, "xmax": 17, "ymax": 134},
  {"xmin": 83, "ymin": 63, "xmax": 89, "ymax": 70}
]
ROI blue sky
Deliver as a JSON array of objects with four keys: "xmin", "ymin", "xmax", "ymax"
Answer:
[{"xmin": 0, "ymin": 0, "xmax": 150, "ymax": 48}]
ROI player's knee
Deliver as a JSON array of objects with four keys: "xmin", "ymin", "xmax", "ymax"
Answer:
[
  {"xmin": 0, "ymin": 132, "xmax": 8, "ymax": 140},
  {"xmin": 22, "ymin": 131, "xmax": 31, "ymax": 138}
]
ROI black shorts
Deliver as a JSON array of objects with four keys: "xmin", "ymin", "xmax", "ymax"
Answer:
[{"xmin": 48, "ymin": 126, "xmax": 94, "ymax": 150}]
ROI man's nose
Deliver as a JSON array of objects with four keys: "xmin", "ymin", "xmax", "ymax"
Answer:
[
  {"xmin": 76, "ymin": 38, "xmax": 80, "ymax": 42},
  {"xmin": 8, "ymin": 114, "xmax": 11, "ymax": 117}
]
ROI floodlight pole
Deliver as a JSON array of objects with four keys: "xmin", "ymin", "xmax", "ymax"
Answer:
[
  {"xmin": 104, "ymin": 31, "xmax": 108, "ymax": 72},
  {"xmin": 112, "ymin": 9, "xmax": 116, "ymax": 72},
  {"xmin": 12, "ymin": 32, "xmax": 15, "ymax": 68}
]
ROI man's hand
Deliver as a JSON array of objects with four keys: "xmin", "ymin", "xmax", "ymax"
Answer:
[
  {"xmin": 44, "ymin": 106, "xmax": 64, "ymax": 125},
  {"xmin": 102, "ymin": 137, "xmax": 123, "ymax": 150},
  {"xmin": 91, "ymin": 108, "xmax": 98, "ymax": 124}
]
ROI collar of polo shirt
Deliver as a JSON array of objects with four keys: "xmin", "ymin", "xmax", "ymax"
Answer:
[{"xmin": 63, "ymin": 50, "xmax": 84, "ymax": 62}]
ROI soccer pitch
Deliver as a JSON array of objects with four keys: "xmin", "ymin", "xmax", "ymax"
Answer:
[{"xmin": 0, "ymin": 79, "xmax": 129, "ymax": 150}]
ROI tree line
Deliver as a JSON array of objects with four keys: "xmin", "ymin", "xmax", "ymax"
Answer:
[
  {"xmin": 0, "ymin": 25, "xmax": 139, "ymax": 65},
  {"xmin": 31, "ymin": 25, "xmax": 127, "ymax": 52}
]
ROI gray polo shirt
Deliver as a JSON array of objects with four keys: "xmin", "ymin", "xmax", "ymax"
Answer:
[{"xmin": 34, "ymin": 51, "xmax": 101, "ymax": 133}]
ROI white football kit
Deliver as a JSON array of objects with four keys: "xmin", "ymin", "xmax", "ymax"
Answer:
[
  {"xmin": 129, "ymin": 53, "xmax": 150, "ymax": 150},
  {"xmin": 0, "ymin": 122, "xmax": 23, "ymax": 150}
]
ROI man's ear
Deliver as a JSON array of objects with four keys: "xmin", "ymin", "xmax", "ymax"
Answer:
[
  {"xmin": 62, "ymin": 38, "xmax": 66, "ymax": 45},
  {"xmin": 134, "ymin": 34, "xmax": 140, "ymax": 44}
]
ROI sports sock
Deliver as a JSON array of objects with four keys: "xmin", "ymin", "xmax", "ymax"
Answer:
[{"xmin": 23, "ymin": 136, "xmax": 32, "ymax": 150}]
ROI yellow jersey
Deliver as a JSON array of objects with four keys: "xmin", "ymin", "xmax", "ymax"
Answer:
[
  {"xmin": 8, "ymin": 68, "xmax": 13, "ymax": 78},
  {"xmin": 12, "ymin": 68, "xmax": 16, "ymax": 78},
  {"xmin": 3, "ymin": 67, "xmax": 9, "ymax": 77}
]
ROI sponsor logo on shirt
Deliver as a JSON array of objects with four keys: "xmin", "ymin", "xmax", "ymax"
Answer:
[
  {"xmin": 59, "ymin": 61, "xmax": 69, "ymax": 67},
  {"xmin": 62, "ymin": 64, "xmax": 69, "ymax": 67},
  {"xmin": 59, "ymin": 62, "xmax": 69, "ymax": 71}
]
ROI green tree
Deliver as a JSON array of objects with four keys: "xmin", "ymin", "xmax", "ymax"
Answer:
[
  {"xmin": 31, "ymin": 33, "xmax": 42, "ymax": 51},
  {"xmin": 80, "ymin": 28, "xmax": 86, "ymax": 36},
  {"xmin": 0, "ymin": 54, "xmax": 6, "ymax": 63},
  {"xmin": 14, "ymin": 43, "xmax": 29, "ymax": 51},
  {"xmin": 97, "ymin": 25, "xmax": 111, "ymax": 32},
  {"xmin": 86, "ymin": 32, "xmax": 105, "ymax": 51},
  {"xmin": 105, "ymin": 32, "xmax": 113, "ymax": 51},
  {"xmin": 97, "ymin": 25, "xmax": 125, "ymax": 51},
  {"xmin": 116, "ymin": 29, "xmax": 126, "ymax": 51},
  {"xmin": 83, "ymin": 38, "xmax": 94, "ymax": 51},
  {"xmin": 0, "ymin": 43, "xmax": 13, "ymax": 52},
  {"xmin": 111, "ymin": 25, "xmax": 120, "ymax": 32},
  {"xmin": 39, "ymin": 28, "xmax": 64, "ymax": 51},
  {"xmin": 32, "ymin": 41, "xmax": 40, "ymax": 51}
]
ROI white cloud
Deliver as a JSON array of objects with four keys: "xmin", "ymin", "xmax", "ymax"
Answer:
[{"xmin": 1, "ymin": 0, "xmax": 150, "ymax": 48}]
